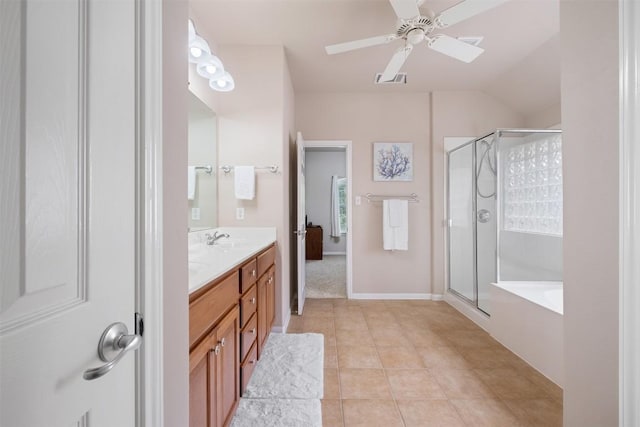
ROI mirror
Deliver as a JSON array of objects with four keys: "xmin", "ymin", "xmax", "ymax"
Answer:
[{"xmin": 188, "ymin": 91, "xmax": 217, "ymax": 230}]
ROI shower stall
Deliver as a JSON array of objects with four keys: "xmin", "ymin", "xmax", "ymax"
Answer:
[{"xmin": 446, "ymin": 129, "xmax": 563, "ymax": 316}]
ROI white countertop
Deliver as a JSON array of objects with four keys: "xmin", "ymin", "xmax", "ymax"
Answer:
[{"xmin": 188, "ymin": 227, "xmax": 277, "ymax": 294}]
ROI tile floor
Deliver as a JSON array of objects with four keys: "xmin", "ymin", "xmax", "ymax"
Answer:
[{"xmin": 287, "ymin": 298, "xmax": 563, "ymax": 427}]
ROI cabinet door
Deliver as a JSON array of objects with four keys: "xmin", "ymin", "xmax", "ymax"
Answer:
[
  {"xmin": 190, "ymin": 334, "xmax": 217, "ymax": 427},
  {"xmin": 216, "ymin": 306, "xmax": 240, "ymax": 427},
  {"xmin": 267, "ymin": 267, "xmax": 276, "ymax": 331},
  {"xmin": 257, "ymin": 275, "xmax": 268, "ymax": 355}
]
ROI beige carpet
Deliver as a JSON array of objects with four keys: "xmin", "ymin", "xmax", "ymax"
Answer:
[{"xmin": 305, "ymin": 255, "xmax": 347, "ymax": 299}]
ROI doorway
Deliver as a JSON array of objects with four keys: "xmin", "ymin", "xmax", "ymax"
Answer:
[{"xmin": 303, "ymin": 141, "xmax": 352, "ymax": 299}]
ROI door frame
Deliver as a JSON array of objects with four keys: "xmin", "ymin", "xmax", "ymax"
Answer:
[
  {"xmin": 138, "ymin": 0, "xmax": 164, "ymax": 425},
  {"xmin": 619, "ymin": 0, "xmax": 640, "ymax": 424},
  {"xmin": 303, "ymin": 140, "xmax": 353, "ymax": 298}
]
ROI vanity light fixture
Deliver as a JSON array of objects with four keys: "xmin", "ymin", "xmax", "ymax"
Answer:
[
  {"xmin": 188, "ymin": 35, "xmax": 211, "ymax": 63},
  {"xmin": 209, "ymin": 71, "xmax": 235, "ymax": 92},
  {"xmin": 196, "ymin": 53, "xmax": 225, "ymax": 80},
  {"xmin": 188, "ymin": 19, "xmax": 235, "ymax": 92},
  {"xmin": 188, "ymin": 19, "xmax": 196, "ymax": 43}
]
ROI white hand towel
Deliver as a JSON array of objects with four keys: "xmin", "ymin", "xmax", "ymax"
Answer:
[
  {"xmin": 391, "ymin": 199, "xmax": 409, "ymax": 250},
  {"xmin": 187, "ymin": 166, "xmax": 196, "ymax": 200},
  {"xmin": 234, "ymin": 166, "xmax": 255, "ymax": 200},
  {"xmin": 383, "ymin": 200, "xmax": 394, "ymax": 250},
  {"xmin": 383, "ymin": 199, "xmax": 409, "ymax": 251}
]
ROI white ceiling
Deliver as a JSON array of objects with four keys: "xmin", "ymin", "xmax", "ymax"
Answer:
[{"xmin": 190, "ymin": 0, "xmax": 560, "ymax": 115}]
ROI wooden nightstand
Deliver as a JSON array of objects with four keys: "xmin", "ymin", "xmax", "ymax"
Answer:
[{"xmin": 305, "ymin": 226, "xmax": 323, "ymax": 260}]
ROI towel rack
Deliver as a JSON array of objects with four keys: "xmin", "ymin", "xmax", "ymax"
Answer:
[
  {"xmin": 195, "ymin": 165, "xmax": 213, "ymax": 175},
  {"xmin": 364, "ymin": 193, "xmax": 419, "ymax": 203},
  {"xmin": 219, "ymin": 165, "xmax": 279, "ymax": 174}
]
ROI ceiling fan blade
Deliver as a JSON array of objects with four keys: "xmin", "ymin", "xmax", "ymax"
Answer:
[
  {"xmin": 436, "ymin": 0, "xmax": 508, "ymax": 27},
  {"xmin": 428, "ymin": 34, "xmax": 484, "ymax": 63},
  {"xmin": 389, "ymin": 0, "xmax": 421, "ymax": 20},
  {"xmin": 325, "ymin": 34, "xmax": 397, "ymax": 55},
  {"xmin": 380, "ymin": 45, "xmax": 414, "ymax": 82}
]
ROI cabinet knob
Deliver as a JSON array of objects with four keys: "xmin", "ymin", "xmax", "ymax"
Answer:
[
  {"xmin": 219, "ymin": 337, "xmax": 226, "ymax": 347},
  {"xmin": 212, "ymin": 344, "xmax": 220, "ymax": 355},
  {"xmin": 251, "ymin": 269, "xmax": 256, "ymax": 277},
  {"xmin": 268, "ymin": 277, "xmax": 273, "ymax": 284},
  {"xmin": 250, "ymin": 328, "xmax": 256, "ymax": 334},
  {"xmin": 251, "ymin": 297, "xmax": 256, "ymax": 304},
  {"xmin": 249, "ymin": 359, "xmax": 256, "ymax": 364}
]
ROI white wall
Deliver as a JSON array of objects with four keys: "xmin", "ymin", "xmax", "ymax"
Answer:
[
  {"xmin": 297, "ymin": 92, "xmax": 431, "ymax": 297},
  {"xmin": 524, "ymin": 102, "xmax": 562, "ymax": 129},
  {"xmin": 499, "ymin": 232, "xmax": 562, "ymax": 281},
  {"xmin": 305, "ymin": 150, "xmax": 346, "ymax": 254},
  {"xmin": 560, "ymin": 1, "xmax": 619, "ymax": 425},
  {"xmin": 282, "ymin": 53, "xmax": 294, "ymax": 329},
  {"xmin": 214, "ymin": 45, "xmax": 292, "ymax": 329}
]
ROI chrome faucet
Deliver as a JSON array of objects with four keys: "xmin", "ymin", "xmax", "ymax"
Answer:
[{"xmin": 205, "ymin": 231, "xmax": 230, "ymax": 245}]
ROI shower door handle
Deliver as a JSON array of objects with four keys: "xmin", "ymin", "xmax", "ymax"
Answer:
[{"xmin": 477, "ymin": 209, "xmax": 492, "ymax": 223}]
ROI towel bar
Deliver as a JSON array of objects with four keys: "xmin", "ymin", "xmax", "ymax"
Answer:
[
  {"xmin": 364, "ymin": 193, "xmax": 419, "ymax": 203},
  {"xmin": 220, "ymin": 165, "xmax": 279, "ymax": 174}
]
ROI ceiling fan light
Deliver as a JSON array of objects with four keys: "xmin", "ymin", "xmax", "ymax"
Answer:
[
  {"xmin": 209, "ymin": 72, "xmax": 235, "ymax": 92},
  {"xmin": 196, "ymin": 53, "xmax": 225, "ymax": 79},
  {"xmin": 407, "ymin": 28, "xmax": 425, "ymax": 45},
  {"xmin": 188, "ymin": 35, "xmax": 211, "ymax": 63}
]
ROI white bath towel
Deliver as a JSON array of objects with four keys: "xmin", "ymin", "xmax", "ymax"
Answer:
[
  {"xmin": 187, "ymin": 166, "xmax": 196, "ymax": 200},
  {"xmin": 383, "ymin": 199, "xmax": 408, "ymax": 251},
  {"xmin": 234, "ymin": 166, "xmax": 255, "ymax": 200}
]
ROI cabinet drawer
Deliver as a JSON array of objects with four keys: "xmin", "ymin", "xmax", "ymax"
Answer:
[
  {"xmin": 240, "ymin": 258, "xmax": 257, "ymax": 293},
  {"xmin": 257, "ymin": 245, "xmax": 275, "ymax": 277},
  {"xmin": 240, "ymin": 285, "xmax": 257, "ymax": 328},
  {"xmin": 240, "ymin": 342, "xmax": 258, "ymax": 396},
  {"xmin": 240, "ymin": 314, "xmax": 258, "ymax": 363},
  {"xmin": 189, "ymin": 271, "xmax": 239, "ymax": 349}
]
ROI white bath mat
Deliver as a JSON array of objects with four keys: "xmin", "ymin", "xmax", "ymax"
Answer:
[
  {"xmin": 230, "ymin": 398, "xmax": 322, "ymax": 427},
  {"xmin": 243, "ymin": 333, "xmax": 324, "ymax": 399}
]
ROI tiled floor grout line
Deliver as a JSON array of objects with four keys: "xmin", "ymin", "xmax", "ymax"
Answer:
[{"xmin": 303, "ymin": 298, "xmax": 562, "ymax": 426}]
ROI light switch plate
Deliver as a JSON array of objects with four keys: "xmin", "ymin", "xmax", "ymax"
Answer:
[
  {"xmin": 236, "ymin": 207, "xmax": 245, "ymax": 220},
  {"xmin": 191, "ymin": 207, "xmax": 200, "ymax": 220}
]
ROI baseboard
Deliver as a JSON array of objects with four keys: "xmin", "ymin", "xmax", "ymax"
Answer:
[
  {"xmin": 431, "ymin": 294, "xmax": 444, "ymax": 301},
  {"xmin": 443, "ymin": 291, "xmax": 491, "ymax": 332},
  {"xmin": 272, "ymin": 310, "xmax": 291, "ymax": 334},
  {"xmin": 350, "ymin": 293, "xmax": 434, "ymax": 300},
  {"xmin": 322, "ymin": 251, "xmax": 346, "ymax": 256}
]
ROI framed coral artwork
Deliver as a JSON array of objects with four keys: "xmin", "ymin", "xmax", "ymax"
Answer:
[{"xmin": 373, "ymin": 142, "xmax": 413, "ymax": 181}]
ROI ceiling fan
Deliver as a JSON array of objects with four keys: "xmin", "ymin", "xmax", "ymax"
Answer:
[{"xmin": 325, "ymin": 0, "xmax": 508, "ymax": 82}]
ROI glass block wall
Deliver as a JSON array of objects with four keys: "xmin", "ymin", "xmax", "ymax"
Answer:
[{"xmin": 502, "ymin": 133, "xmax": 563, "ymax": 236}]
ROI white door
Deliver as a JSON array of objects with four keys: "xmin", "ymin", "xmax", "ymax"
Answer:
[
  {"xmin": 295, "ymin": 132, "xmax": 307, "ymax": 315},
  {"xmin": 0, "ymin": 0, "xmax": 139, "ymax": 425}
]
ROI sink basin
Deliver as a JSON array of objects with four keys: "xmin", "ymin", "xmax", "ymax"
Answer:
[{"xmin": 211, "ymin": 238, "xmax": 248, "ymax": 249}]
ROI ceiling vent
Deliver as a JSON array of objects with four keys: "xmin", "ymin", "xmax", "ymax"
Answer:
[
  {"xmin": 457, "ymin": 36, "xmax": 484, "ymax": 47},
  {"xmin": 375, "ymin": 72, "xmax": 407, "ymax": 84}
]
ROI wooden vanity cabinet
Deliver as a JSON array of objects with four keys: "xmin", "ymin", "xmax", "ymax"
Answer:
[
  {"xmin": 257, "ymin": 266, "xmax": 275, "ymax": 355},
  {"xmin": 189, "ymin": 305, "xmax": 239, "ymax": 427},
  {"xmin": 189, "ymin": 243, "xmax": 276, "ymax": 426}
]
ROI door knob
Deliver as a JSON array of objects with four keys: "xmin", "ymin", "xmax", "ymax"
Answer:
[{"xmin": 83, "ymin": 322, "xmax": 142, "ymax": 381}]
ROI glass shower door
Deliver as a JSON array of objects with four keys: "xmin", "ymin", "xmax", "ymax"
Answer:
[
  {"xmin": 475, "ymin": 138, "xmax": 497, "ymax": 314},
  {"xmin": 447, "ymin": 143, "xmax": 475, "ymax": 302}
]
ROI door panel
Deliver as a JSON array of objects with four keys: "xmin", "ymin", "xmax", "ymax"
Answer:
[
  {"xmin": 447, "ymin": 144, "xmax": 475, "ymax": 302},
  {"xmin": 296, "ymin": 132, "xmax": 306, "ymax": 314},
  {"xmin": 217, "ymin": 307, "xmax": 239, "ymax": 427},
  {"xmin": 475, "ymin": 138, "xmax": 497, "ymax": 314},
  {"xmin": 0, "ymin": 0, "xmax": 137, "ymax": 425}
]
